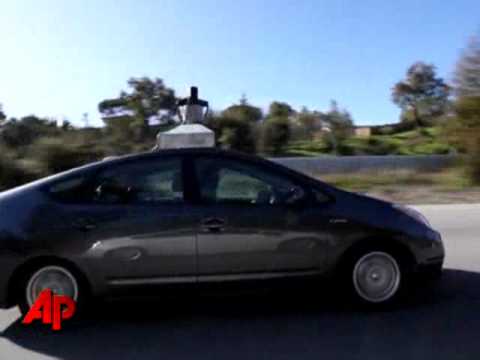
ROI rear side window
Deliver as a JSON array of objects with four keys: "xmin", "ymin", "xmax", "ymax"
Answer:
[{"xmin": 92, "ymin": 157, "xmax": 184, "ymax": 205}]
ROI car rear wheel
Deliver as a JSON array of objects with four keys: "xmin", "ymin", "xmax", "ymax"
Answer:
[
  {"xmin": 351, "ymin": 251, "xmax": 403, "ymax": 305},
  {"xmin": 18, "ymin": 264, "xmax": 84, "ymax": 316}
]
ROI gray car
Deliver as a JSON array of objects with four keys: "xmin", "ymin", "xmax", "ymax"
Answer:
[{"xmin": 0, "ymin": 148, "xmax": 444, "ymax": 314}]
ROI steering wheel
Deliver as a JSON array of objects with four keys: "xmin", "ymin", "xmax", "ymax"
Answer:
[{"xmin": 255, "ymin": 189, "xmax": 277, "ymax": 205}]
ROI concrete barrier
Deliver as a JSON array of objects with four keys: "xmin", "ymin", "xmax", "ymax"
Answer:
[{"xmin": 270, "ymin": 155, "xmax": 458, "ymax": 176}]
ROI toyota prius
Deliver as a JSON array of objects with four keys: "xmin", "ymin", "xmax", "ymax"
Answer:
[{"xmin": 0, "ymin": 148, "xmax": 444, "ymax": 314}]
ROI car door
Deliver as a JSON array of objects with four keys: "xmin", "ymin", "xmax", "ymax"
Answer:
[
  {"xmin": 191, "ymin": 155, "xmax": 331, "ymax": 280},
  {"xmin": 67, "ymin": 155, "xmax": 197, "ymax": 289}
]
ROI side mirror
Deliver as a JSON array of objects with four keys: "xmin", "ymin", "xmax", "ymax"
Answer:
[
  {"xmin": 284, "ymin": 186, "xmax": 306, "ymax": 205},
  {"xmin": 95, "ymin": 182, "xmax": 131, "ymax": 203}
]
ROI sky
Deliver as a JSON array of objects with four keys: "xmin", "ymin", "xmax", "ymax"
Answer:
[{"xmin": 0, "ymin": 0, "xmax": 479, "ymax": 127}]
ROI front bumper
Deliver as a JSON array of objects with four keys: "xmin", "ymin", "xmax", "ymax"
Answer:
[
  {"xmin": 413, "ymin": 228, "xmax": 444, "ymax": 279},
  {"xmin": 412, "ymin": 227, "xmax": 445, "ymax": 264},
  {"xmin": 416, "ymin": 260, "xmax": 443, "ymax": 279}
]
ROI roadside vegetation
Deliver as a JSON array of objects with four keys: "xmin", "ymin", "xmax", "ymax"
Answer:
[
  {"xmin": 320, "ymin": 166, "xmax": 480, "ymax": 205},
  {"xmin": 0, "ymin": 33, "xmax": 480, "ymax": 193},
  {"xmin": 286, "ymin": 126, "xmax": 453, "ymax": 157},
  {"xmin": 321, "ymin": 167, "xmax": 469, "ymax": 192}
]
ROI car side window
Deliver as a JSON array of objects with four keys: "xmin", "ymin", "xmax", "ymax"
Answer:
[
  {"xmin": 48, "ymin": 175, "xmax": 89, "ymax": 203},
  {"xmin": 312, "ymin": 188, "xmax": 331, "ymax": 204},
  {"xmin": 195, "ymin": 157, "xmax": 298, "ymax": 205},
  {"xmin": 92, "ymin": 157, "xmax": 183, "ymax": 205}
]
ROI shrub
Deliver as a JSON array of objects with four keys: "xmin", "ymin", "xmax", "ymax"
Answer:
[
  {"xmin": 377, "ymin": 126, "xmax": 395, "ymax": 135},
  {"xmin": 366, "ymin": 138, "xmax": 400, "ymax": 155},
  {"xmin": 413, "ymin": 143, "xmax": 452, "ymax": 155},
  {"xmin": 336, "ymin": 140, "xmax": 356, "ymax": 155},
  {"xmin": 371, "ymin": 121, "xmax": 417, "ymax": 135},
  {"xmin": 261, "ymin": 117, "xmax": 291, "ymax": 156},
  {"xmin": 0, "ymin": 155, "xmax": 34, "ymax": 190},
  {"xmin": 30, "ymin": 138, "xmax": 103, "ymax": 175},
  {"xmin": 419, "ymin": 127, "xmax": 432, "ymax": 137}
]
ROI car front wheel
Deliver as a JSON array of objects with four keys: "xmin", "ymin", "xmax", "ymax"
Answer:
[{"xmin": 351, "ymin": 251, "xmax": 403, "ymax": 305}]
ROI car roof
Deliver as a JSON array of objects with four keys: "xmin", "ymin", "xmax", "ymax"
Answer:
[
  {"xmin": 3, "ymin": 146, "xmax": 336, "ymax": 198},
  {"xmin": 96, "ymin": 148, "xmax": 338, "ymax": 191},
  {"xmin": 15, "ymin": 147, "xmax": 333, "ymax": 195},
  {"xmin": 101, "ymin": 147, "xmax": 264, "ymax": 166},
  {"xmin": 28, "ymin": 148, "xmax": 268, "ymax": 187}
]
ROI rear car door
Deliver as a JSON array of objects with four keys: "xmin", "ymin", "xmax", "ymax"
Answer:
[
  {"xmin": 55, "ymin": 155, "xmax": 197, "ymax": 290},
  {"xmin": 191, "ymin": 155, "xmax": 331, "ymax": 279}
]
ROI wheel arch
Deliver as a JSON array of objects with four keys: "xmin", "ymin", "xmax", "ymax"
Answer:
[
  {"xmin": 337, "ymin": 236, "xmax": 417, "ymax": 274},
  {"xmin": 7, "ymin": 255, "xmax": 91, "ymax": 306}
]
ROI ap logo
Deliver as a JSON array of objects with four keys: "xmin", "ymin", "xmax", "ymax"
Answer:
[{"xmin": 22, "ymin": 289, "xmax": 76, "ymax": 331}]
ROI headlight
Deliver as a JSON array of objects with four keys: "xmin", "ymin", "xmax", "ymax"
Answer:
[{"xmin": 394, "ymin": 204, "xmax": 431, "ymax": 227}]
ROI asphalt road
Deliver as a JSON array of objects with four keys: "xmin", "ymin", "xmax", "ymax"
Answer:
[{"xmin": 1, "ymin": 204, "xmax": 480, "ymax": 360}]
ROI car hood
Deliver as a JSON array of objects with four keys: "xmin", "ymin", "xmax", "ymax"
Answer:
[{"xmin": 326, "ymin": 187, "xmax": 425, "ymax": 236}]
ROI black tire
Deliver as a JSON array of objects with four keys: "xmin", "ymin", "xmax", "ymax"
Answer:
[{"xmin": 17, "ymin": 263, "xmax": 88, "ymax": 317}]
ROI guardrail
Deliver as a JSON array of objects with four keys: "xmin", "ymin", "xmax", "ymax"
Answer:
[{"xmin": 270, "ymin": 155, "xmax": 458, "ymax": 175}]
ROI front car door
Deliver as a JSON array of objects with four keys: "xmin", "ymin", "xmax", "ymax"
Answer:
[{"xmin": 191, "ymin": 154, "xmax": 332, "ymax": 281}]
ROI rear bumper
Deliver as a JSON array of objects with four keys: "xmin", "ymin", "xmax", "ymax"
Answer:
[{"xmin": 0, "ymin": 256, "xmax": 20, "ymax": 309}]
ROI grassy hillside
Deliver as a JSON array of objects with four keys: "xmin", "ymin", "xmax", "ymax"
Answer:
[{"xmin": 285, "ymin": 126, "xmax": 454, "ymax": 157}]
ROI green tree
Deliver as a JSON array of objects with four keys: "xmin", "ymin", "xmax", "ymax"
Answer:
[
  {"xmin": 454, "ymin": 35, "xmax": 480, "ymax": 97},
  {"xmin": 221, "ymin": 95, "xmax": 263, "ymax": 123},
  {"xmin": 208, "ymin": 115, "xmax": 256, "ymax": 154},
  {"xmin": 451, "ymin": 35, "xmax": 480, "ymax": 183},
  {"xmin": 98, "ymin": 77, "xmax": 176, "ymax": 137},
  {"xmin": 268, "ymin": 101, "xmax": 294, "ymax": 118},
  {"xmin": 0, "ymin": 104, "xmax": 6, "ymax": 125},
  {"xmin": 323, "ymin": 101, "xmax": 354, "ymax": 137},
  {"xmin": 294, "ymin": 107, "xmax": 323, "ymax": 140},
  {"xmin": 453, "ymin": 96, "xmax": 480, "ymax": 182},
  {"xmin": 455, "ymin": 96, "xmax": 480, "ymax": 131},
  {"xmin": 392, "ymin": 62, "xmax": 450, "ymax": 126},
  {"xmin": 260, "ymin": 101, "xmax": 294, "ymax": 155},
  {"xmin": 262, "ymin": 117, "xmax": 291, "ymax": 155}
]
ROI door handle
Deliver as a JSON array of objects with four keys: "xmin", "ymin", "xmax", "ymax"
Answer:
[
  {"xmin": 329, "ymin": 218, "xmax": 348, "ymax": 224},
  {"xmin": 72, "ymin": 218, "xmax": 97, "ymax": 231},
  {"xmin": 201, "ymin": 218, "xmax": 225, "ymax": 233}
]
